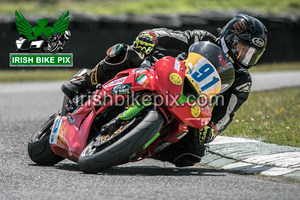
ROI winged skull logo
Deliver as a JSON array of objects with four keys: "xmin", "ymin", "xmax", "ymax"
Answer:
[{"xmin": 15, "ymin": 10, "xmax": 71, "ymax": 52}]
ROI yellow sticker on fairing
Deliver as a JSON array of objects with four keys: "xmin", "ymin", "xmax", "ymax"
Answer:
[
  {"xmin": 191, "ymin": 102, "xmax": 201, "ymax": 118},
  {"xmin": 169, "ymin": 73, "xmax": 182, "ymax": 86}
]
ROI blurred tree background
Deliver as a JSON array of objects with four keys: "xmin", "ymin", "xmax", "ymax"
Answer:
[
  {"xmin": 1, "ymin": 0, "xmax": 300, "ymax": 69},
  {"xmin": 0, "ymin": 0, "xmax": 300, "ymax": 15}
]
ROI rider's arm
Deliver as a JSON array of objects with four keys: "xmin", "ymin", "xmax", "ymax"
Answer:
[
  {"xmin": 148, "ymin": 28, "xmax": 217, "ymax": 53},
  {"xmin": 209, "ymin": 70, "xmax": 252, "ymax": 135}
]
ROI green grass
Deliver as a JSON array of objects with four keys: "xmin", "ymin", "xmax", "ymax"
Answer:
[
  {"xmin": 222, "ymin": 87, "xmax": 300, "ymax": 148},
  {"xmin": 0, "ymin": 69, "xmax": 77, "ymax": 82},
  {"xmin": 1, "ymin": 0, "xmax": 300, "ymax": 16}
]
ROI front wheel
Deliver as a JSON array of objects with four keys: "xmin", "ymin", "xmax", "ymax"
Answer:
[
  {"xmin": 28, "ymin": 114, "xmax": 64, "ymax": 165},
  {"xmin": 78, "ymin": 107, "xmax": 164, "ymax": 173}
]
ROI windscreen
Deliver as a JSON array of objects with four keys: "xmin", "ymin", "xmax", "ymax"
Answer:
[{"xmin": 185, "ymin": 41, "xmax": 235, "ymax": 97}]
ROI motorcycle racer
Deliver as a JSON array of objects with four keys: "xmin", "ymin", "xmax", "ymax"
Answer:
[
  {"xmin": 150, "ymin": 14, "xmax": 267, "ymax": 167},
  {"xmin": 61, "ymin": 14, "xmax": 267, "ymax": 167}
]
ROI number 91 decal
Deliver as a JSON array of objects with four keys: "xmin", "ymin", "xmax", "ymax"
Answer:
[{"xmin": 186, "ymin": 55, "xmax": 221, "ymax": 96}]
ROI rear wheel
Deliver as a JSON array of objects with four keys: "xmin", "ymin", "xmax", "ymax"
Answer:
[
  {"xmin": 78, "ymin": 107, "xmax": 164, "ymax": 173},
  {"xmin": 28, "ymin": 114, "xmax": 64, "ymax": 165}
]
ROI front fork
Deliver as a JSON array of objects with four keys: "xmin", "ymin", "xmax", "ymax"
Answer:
[{"xmin": 61, "ymin": 95, "xmax": 69, "ymax": 117}]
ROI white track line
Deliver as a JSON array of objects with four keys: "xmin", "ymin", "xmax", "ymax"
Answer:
[
  {"xmin": 211, "ymin": 136, "xmax": 260, "ymax": 145},
  {"xmin": 243, "ymin": 152, "xmax": 300, "ymax": 170}
]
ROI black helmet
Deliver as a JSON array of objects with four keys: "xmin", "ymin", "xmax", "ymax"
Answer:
[{"xmin": 220, "ymin": 14, "xmax": 267, "ymax": 69}]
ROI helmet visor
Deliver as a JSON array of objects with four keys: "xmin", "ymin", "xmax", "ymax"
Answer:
[{"xmin": 232, "ymin": 40, "xmax": 264, "ymax": 67}]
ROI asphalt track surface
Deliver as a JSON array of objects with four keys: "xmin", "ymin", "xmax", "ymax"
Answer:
[{"xmin": 1, "ymin": 71, "xmax": 300, "ymax": 200}]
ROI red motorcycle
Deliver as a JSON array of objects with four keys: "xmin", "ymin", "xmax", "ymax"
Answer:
[{"xmin": 28, "ymin": 41, "xmax": 234, "ymax": 173}]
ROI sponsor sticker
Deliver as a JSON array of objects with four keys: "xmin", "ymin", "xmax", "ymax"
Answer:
[
  {"xmin": 169, "ymin": 73, "xmax": 182, "ymax": 86},
  {"xmin": 252, "ymin": 38, "xmax": 265, "ymax": 48},
  {"xmin": 174, "ymin": 59, "xmax": 180, "ymax": 72},
  {"xmin": 105, "ymin": 77, "xmax": 127, "ymax": 88},
  {"xmin": 233, "ymin": 20, "xmax": 247, "ymax": 34},
  {"xmin": 49, "ymin": 117, "xmax": 62, "ymax": 144},
  {"xmin": 191, "ymin": 102, "xmax": 201, "ymax": 118},
  {"xmin": 135, "ymin": 73, "xmax": 149, "ymax": 87},
  {"xmin": 112, "ymin": 84, "xmax": 131, "ymax": 95}
]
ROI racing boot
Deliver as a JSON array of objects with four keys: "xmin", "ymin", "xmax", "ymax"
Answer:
[
  {"xmin": 61, "ymin": 69, "xmax": 92, "ymax": 99},
  {"xmin": 151, "ymin": 128, "xmax": 207, "ymax": 167}
]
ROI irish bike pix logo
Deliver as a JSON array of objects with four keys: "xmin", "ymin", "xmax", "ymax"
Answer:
[{"xmin": 9, "ymin": 10, "xmax": 73, "ymax": 67}]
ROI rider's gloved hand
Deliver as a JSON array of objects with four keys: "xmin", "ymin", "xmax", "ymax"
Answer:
[
  {"xmin": 198, "ymin": 123, "xmax": 218, "ymax": 143},
  {"xmin": 133, "ymin": 31, "xmax": 157, "ymax": 56}
]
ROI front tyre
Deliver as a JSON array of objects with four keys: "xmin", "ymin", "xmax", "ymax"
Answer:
[
  {"xmin": 28, "ymin": 114, "xmax": 64, "ymax": 165},
  {"xmin": 78, "ymin": 108, "xmax": 164, "ymax": 174}
]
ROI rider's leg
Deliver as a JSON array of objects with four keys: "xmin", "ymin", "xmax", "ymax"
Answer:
[
  {"xmin": 61, "ymin": 58, "xmax": 129, "ymax": 99},
  {"xmin": 151, "ymin": 128, "xmax": 208, "ymax": 167},
  {"xmin": 61, "ymin": 44, "xmax": 144, "ymax": 99}
]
